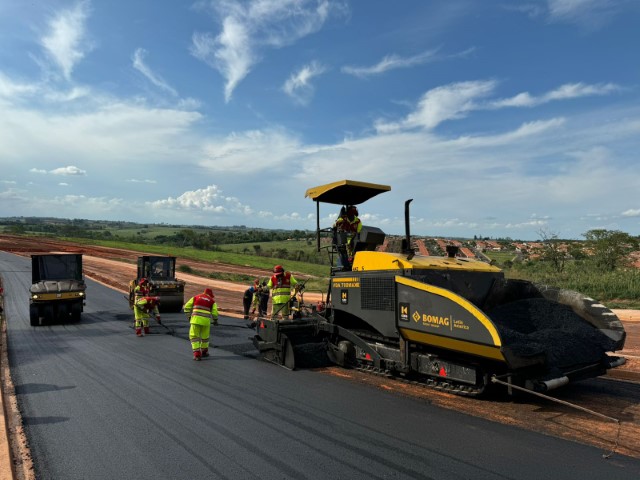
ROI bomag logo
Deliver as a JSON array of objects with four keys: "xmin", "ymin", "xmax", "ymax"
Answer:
[
  {"xmin": 422, "ymin": 314, "xmax": 451, "ymax": 327},
  {"xmin": 412, "ymin": 310, "xmax": 451, "ymax": 328}
]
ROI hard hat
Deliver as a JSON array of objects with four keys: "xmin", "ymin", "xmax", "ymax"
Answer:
[
  {"xmin": 204, "ymin": 288, "xmax": 214, "ymax": 298},
  {"xmin": 139, "ymin": 277, "xmax": 148, "ymax": 285},
  {"xmin": 273, "ymin": 265, "xmax": 284, "ymax": 275}
]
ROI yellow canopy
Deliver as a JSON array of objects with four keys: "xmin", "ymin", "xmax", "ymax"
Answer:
[{"xmin": 304, "ymin": 179, "xmax": 390, "ymax": 205}]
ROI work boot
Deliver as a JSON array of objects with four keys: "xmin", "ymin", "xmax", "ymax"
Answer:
[
  {"xmin": 136, "ymin": 328, "xmax": 142, "ymax": 336},
  {"xmin": 202, "ymin": 349, "xmax": 209, "ymax": 358},
  {"xmin": 193, "ymin": 351, "xmax": 202, "ymax": 361},
  {"xmin": 144, "ymin": 326, "xmax": 150, "ymax": 335}
]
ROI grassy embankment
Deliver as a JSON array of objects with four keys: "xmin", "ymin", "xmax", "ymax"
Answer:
[{"xmin": 65, "ymin": 237, "xmax": 331, "ymax": 291}]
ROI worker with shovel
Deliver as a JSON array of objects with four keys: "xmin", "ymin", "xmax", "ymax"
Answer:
[
  {"xmin": 183, "ymin": 288, "xmax": 218, "ymax": 361},
  {"xmin": 133, "ymin": 278, "xmax": 160, "ymax": 336}
]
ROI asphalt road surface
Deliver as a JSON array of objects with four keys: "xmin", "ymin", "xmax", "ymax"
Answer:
[{"xmin": 2, "ymin": 251, "xmax": 640, "ymax": 480}]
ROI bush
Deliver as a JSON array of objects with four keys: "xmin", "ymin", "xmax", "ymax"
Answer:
[{"xmin": 178, "ymin": 265, "xmax": 193, "ymax": 274}]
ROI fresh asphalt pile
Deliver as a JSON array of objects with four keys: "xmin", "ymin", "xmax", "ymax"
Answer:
[{"xmin": 487, "ymin": 298, "xmax": 619, "ymax": 368}]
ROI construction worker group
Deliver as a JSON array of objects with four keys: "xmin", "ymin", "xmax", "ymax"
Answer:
[{"xmin": 133, "ymin": 264, "xmax": 300, "ymax": 361}]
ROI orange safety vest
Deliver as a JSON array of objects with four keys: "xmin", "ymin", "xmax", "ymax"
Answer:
[
  {"xmin": 184, "ymin": 293, "xmax": 218, "ymax": 326},
  {"xmin": 268, "ymin": 272, "xmax": 297, "ymax": 304}
]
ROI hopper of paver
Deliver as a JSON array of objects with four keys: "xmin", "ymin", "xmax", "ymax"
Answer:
[{"xmin": 480, "ymin": 279, "xmax": 626, "ymax": 390}]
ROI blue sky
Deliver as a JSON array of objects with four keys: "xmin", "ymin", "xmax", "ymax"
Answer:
[{"xmin": 1, "ymin": 0, "xmax": 639, "ymax": 240}]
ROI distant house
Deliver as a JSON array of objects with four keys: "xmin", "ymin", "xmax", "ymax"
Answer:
[
  {"xmin": 485, "ymin": 241, "xmax": 501, "ymax": 251},
  {"xmin": 459, "ymin": 247, "xmax": 475, "ymax": 258},
  {"xmin": 513, "ymin": 242, "xmax": 527, "ymax": 252},
  {"xmin": 415, "ymin": 239, "xmax": 429, "ymax": 256}
]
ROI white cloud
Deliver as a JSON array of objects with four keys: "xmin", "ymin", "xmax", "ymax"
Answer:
[
  {"xmin": 40, "ymin": 1, "xmax": 92, "ymax": 80},
  {"xmin": 29, "ymin": 166, "xmax": 86, "ymax": 176},
  {"xmin": 342, "ymin": 47, "xmax": 477, "ymax": 78},
  {"xmin": 503, "ymin": 4, "xmax": 546, "ymax": 19},
  {"xmin": 282, "ymin": 61, "xmax": 326, "ymax": 105},
  {"xmin": 342, "ymin": 50, "xmax": 440, "ymax": 78},
  {"xmin": 199, "ymin": 128, "xmax": 302, "ymax": 173},
  {"xmin": 47, "ymin": 194, "xmax": 126, "ymax": 211},
  {"xmin": 543, "ymin": 0, "xmax": 638, "ymax": 30},
  {"xmin": 43, "ymin": 86, "xmax": 92, "ymax": 102},
  {"xmin": 0, "ymin": 73, "xmax": 39, "ymax": 98},
  {"xmin": 51, "ymin": 165, "xmax": 86, "ymax": 176},
  {"xmin": 452, "ymin": 118, "xmax": 566, "ymax": 148},
  {"xmin": 375, "ymin": 80, "xmax": 620, "ymax": 133},
  {"xmin": 191, "ymin": 0, "xmax": 344, "ymax": 102},
  {"xmin": 0, "ymin": 188, "xmax": 27, "ymax": 200},
  {"xmin": 147, "ymin": 185, "xmax": 253, "ymax": 215},
  {"xmin": 549, "ymin": 0, "xmax": 598, "ymax": 17},
  {"xmin": 376, "ymin": 80, "xmax": 497, "ymax": 132},
  {"xmin": 490, "ymin": 82, "xmax": 620, "ymax": 108},
  {"xmin": 0, "ymin": 73, "xmax": 91, "ymax": 104},
  {"xmin": 0, "ymin": 88, "xmax": 203, "ymax": 168},
  {"xmin": 0, "ymin": 189, "xmax": 128, "ymax": 217},
  {"xmin": 621, "ymin": 209, "xmax": 640, "ymax": 217},
  {"xmin": 132, "ymin": 48, "xmax": 178, "ymax": 96},
  {"xmin": 127, "ymin": 179, "xmax": 157, "ymax": 184}
]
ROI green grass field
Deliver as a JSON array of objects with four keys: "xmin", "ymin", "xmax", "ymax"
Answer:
[{"xmin": 66, "ymin": 237, "xmax": 331, "ymax": 278}]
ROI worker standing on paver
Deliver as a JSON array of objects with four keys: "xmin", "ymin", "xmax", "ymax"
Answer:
[
  {"xmin": 133, "ymin": 278, "xmax": 160, "ymax": 336},
  {"xmin": 183, "ymin": 288, "xmax": 218, "ymax": 361},
  {"xmin": 335, "ymin": 205, "xmax": 362, "ymax": 263},
  {"xmin": 267, "ymin": 265, "xmax": 298, "ymax": 320}
]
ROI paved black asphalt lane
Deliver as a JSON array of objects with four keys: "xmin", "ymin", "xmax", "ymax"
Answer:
[{"xmin": 2, "ymin": 251, "xmax": 640, "ymax": 480}]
